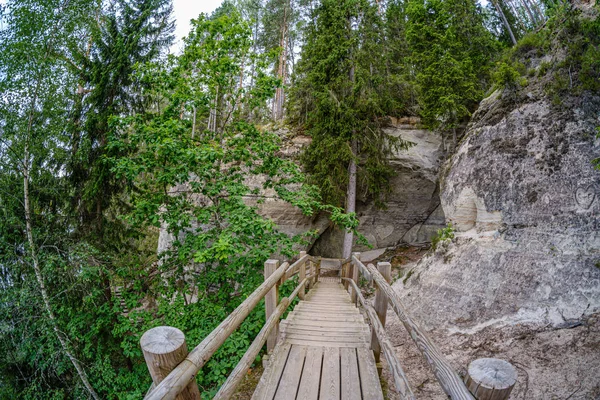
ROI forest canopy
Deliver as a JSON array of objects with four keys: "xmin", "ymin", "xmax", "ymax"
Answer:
[{"xmin": 0, "ymin": 0, "xmax": 577, "ymax": 398}]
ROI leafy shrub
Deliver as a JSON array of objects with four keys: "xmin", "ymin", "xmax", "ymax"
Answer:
[{"xmin": 431, "ymin": 224, "xmax": 455, "ymax": 250}]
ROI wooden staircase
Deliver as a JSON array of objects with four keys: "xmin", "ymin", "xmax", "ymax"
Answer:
[{"xmin": 252, "ymin": 278, "xmax": 383, "ymax": 399}]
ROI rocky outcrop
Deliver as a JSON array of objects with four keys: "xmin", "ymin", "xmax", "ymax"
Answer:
[
  {"xmin": 399, "ymin": 82, "xmax": 600, "ymax": 332},
  {"xmin": 312, "ymin": 120, "xmax": 446, "ymax": 257}
]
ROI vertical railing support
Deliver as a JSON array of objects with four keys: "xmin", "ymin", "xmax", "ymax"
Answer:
[
  {"xmin": 316, "ymin": 257, "xmax": 321, "ymax": 284},
  {"xmin": 371, "ymin": 262, "xmax": 391, "ymax": 375},
  {"xmin": 298, "ymin": 251, "xmax": 306, "ymax": 300},
  {"xmin": 342, "ymin": 259, "xmax": 349, "ymax": 289},
  {"xmin": 351, "ymin": 252, "xmax": 360, "ymax": 305},
  {"xmin": 140, "ymin": 326, "xmax": 201, "ymax": 400},
  {"xmin": 264, "ymin": 259, "xmax": 280, "ymax": 353}
]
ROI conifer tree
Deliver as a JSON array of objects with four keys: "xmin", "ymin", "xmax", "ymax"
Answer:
[
  {"xmin": 69, "ymin": 0, "xmax": 175, "ymax": 239},
  {"xmin": 289, "ymin": 0, "xmax": 411, "ymax": 258},
  {"xmin": 406, "ymin": 0, "xmax": 498, "ymax": 150}
]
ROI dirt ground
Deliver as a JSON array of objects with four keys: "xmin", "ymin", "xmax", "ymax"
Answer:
[{"xmin": 373, "ymin": 247, "xmax": 600, "ymax": 400}]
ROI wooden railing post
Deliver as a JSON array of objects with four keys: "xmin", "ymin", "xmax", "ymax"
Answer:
[
  {"xmin": 342, "ymin": 260, "xmax": 349, "ymax": 289},
  {"xmin": 140, "ymin": 326, "xmax": 201, "ymax": 400},
  {"xmin": 264, "ymin": 259, "xmax": 280, "ymax": 353},
  {"xmin": 316, "ymin": 257, "xmax": 321, "ymax": 283},
  {"xmin": 298, "ymin": 251, "xmax": 306, "ymax": 300},
  {"xmin": 371, "ymin": 262, "xmax": 391, "ymax": 374},
  {"xmin": 351, "ymin": 252, "xmax": 360, "ymax": 305},
  {"xmin": 465, "ymin": 358, "xmax": 517, "ymax": 400}
]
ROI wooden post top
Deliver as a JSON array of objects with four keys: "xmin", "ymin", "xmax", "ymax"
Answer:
[
  {"xmin": 141, "ymin": 326, "xmax": 185, "ymax": 355},
  {"xmin": 466, "ymin": 358, "xmax": 517, "ymax": 400}
]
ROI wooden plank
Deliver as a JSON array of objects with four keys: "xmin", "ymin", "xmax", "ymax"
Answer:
[
  {"xmin": 345, "ymin": 278, "xmax": 415, "ymax": 400},
  {"xmin": 274, "ymin": 345, "xmax": 306, "ymax": 400},
  {"xmin": 340, "ymin": 347, "xmax": 361, "ymax": 400},
  {"xmin": 371, "ymin": 262, "xmax": 391, "ymax": 364},
  {"xmin": 285, "ymin": 324, "xmax": 370, "ymax": 333},
  {"xmin": 364, "ymin": 263, "xmax": 475, "ymax": 400},
  {"xmin": 283, "ymin": 320, "xmax": 369, "ymax": 329},
  {"xmin": 285, "ymin": 329, "xmax": 369, "ymax": 338},
  {"xmin": 298, "ymin": 251, "xmax": 306, "ymax": 301},
  {"xmin": 296, "ymin": 347, "xmax": 323, "ymax": 400},
  {"xmin": 295, "ymin": 308, "xmax": 359, "ymax": 315},
  {"xmin": 357, "ymin": 348, "xmax": 384, "ymax": 400},
  {"xmin": 251, "ymin": 344, "xmax": 292, "ymax": 400},
  {"xmin": 296, "ymin": 305, "xmax": 360, "ymax": 315},
  {"xmin": 320, "ymin": 347, "xmax": 340, "ymax": 400},
  {"xmin": 265, "ymin": 260, "xmax": 280, "ymax": 353},
  {"xmin": 289, "ymin": 313, "xmax": 364, "ymax": 322},
  {"xmin": 351, "ymin": 253, "xmax": 360, "ymax": 304},
  {"xmin": 146, "ymin": 261, "xmax": 288, "ymax": 400},
  {"xmin": 283, "ymin": 332, "xmax": 368, "ymax": 343},
  {"xmin": 285, "ymin": 338, "xmax": 369, "ymax": 348},
  {"xmin": 297, "ymin": 303, "xmax": 356, "ymax": 309}
]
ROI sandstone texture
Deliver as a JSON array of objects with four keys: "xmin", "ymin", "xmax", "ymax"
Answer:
[
  {"xmin": 312, "ymin": 120, "xmax": 446, "ymax": 257},
  {"xmin": 398, "ymin": 84, "xmax": 600, "ymax": 332}
]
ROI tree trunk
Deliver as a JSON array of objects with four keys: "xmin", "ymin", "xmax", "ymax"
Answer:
[
  {"xmin": 21, "ymin": 15, "xmax": 100, "ymax": 396},
  {"xmin": 272, "ymin": 5, "xmax": 288, "ymax": 121},
  {"xmin": 493, "ymin": 0, "xmax": 517, "ymax": 45},
  {"xmin": 342, "ymin": 138, "xmax": 357, "ymax": 259},
  {"xmin": 520, "ymin": 0, "xmax": 538, "ymax": 26},
  {"xmin": 23, "ymin": 141, "xmax": 100, "ymax": 400}
]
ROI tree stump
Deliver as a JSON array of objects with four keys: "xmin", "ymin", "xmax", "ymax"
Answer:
[
  {"xmin": 140, "ymin": 326, "xmax": 201, "ymax": 400},
  {"xmin": 465, "ymin": 358, "xmax": 517, "ymax": 400}
]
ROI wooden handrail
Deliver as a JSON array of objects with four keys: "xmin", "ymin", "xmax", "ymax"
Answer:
[
  {"xmin": 351, "ymin": 255, "xmax": 372, "ymax": 282},
  {"xmin": 342, "ymin": 278, "xmax": 415, "ymax": 400},
  {"xmin": 283, "ymin": 253, "xmax": 309, "ymax": 280},
  {"xmin": 363, "ymin": 263, "xmax": 475, "ymax": 400},
  {"xmin": 145, "ymin": 261, "xmax": 289, "ymax": 400},
  {"xmin": 213, "ymin": 278, "xmax": 308, "ymax": 400}
]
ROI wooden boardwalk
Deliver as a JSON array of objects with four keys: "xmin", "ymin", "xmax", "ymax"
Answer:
[{"xmin": 252, "ymin": 278, "xmax": 384, "ymax": 400}]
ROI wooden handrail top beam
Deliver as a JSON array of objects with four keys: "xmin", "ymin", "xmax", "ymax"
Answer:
[
  {"xmin": 341, "ymin": 278, "xmax": 415, "ymax": 400},
  {"xmin": 213, "ymin": 278, "xmax": 309, "ymax": 400},
  {"xmin": 283, "ymin": 254, "xmax": 309, "ymax": 280},
  {"xmin": 351, "ymin": 255, "xmax": 372, "ymax": 282},
  {"xmin": 362, "ymin": 264, "xmax": 474, "ymax": 400},
  {"xmin": 145, "ymin": 261, "xmax": 289, "ymax": 400}
]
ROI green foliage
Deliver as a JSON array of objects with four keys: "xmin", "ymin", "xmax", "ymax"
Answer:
[
  {"xmin": 431, "ymin": 224, "xmax": 455, "ymax": 250},
  {"xmin": 513, "ymin": 31, "xmax": 550, "ymax": 57},
  {"xmin": 108, "ymin": 11, "xmax": 360, "ymax": 395},
  {"xmin": 406, "ymin": 0, "xmax": 498, "ymax": 134},
  {"xmin": 493, "ymin": 60, "xmax": 528, "ymax": 89},
  {"xmin": 68, "ymin": 0, "xmax": 175, "ymax": 239},
  {"xmin": 289, "ymin": 0, "xmax": 413, "ymax": 207}
]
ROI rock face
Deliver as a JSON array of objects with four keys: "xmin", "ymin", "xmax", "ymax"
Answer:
[
  {"xmin": 312, "ymin": 120, "xmax": 446, "ymax": 257},
  {"xmin": 400, "ymin": 85, "xmax": 600, "ymax": 332}
]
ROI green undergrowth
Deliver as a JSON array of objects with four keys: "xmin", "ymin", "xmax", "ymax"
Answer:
[{"xmin": 491, "ymin": 4, "xmax": 600, "ymax": 99}]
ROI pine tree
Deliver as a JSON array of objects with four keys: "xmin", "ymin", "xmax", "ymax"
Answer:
[
  {"xmin": 69, "ymin": 0, "xmax": 175, "ymax": 239},
  {"xmin": 406, "ymin": 0, "xmax": 498, "ymax": 150},
  {"xmin": 289, "ymin": 0, "xmax": 411, "ymax": 258}
]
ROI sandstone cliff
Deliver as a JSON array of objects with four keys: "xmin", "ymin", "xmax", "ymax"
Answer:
[
  {"xmin": 312, "ymin": 119, "xmax": 446, "ymax": 257},
  {"xmin": 399, "ymin": 62, "xmax": 600, "ymax": 333}
]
